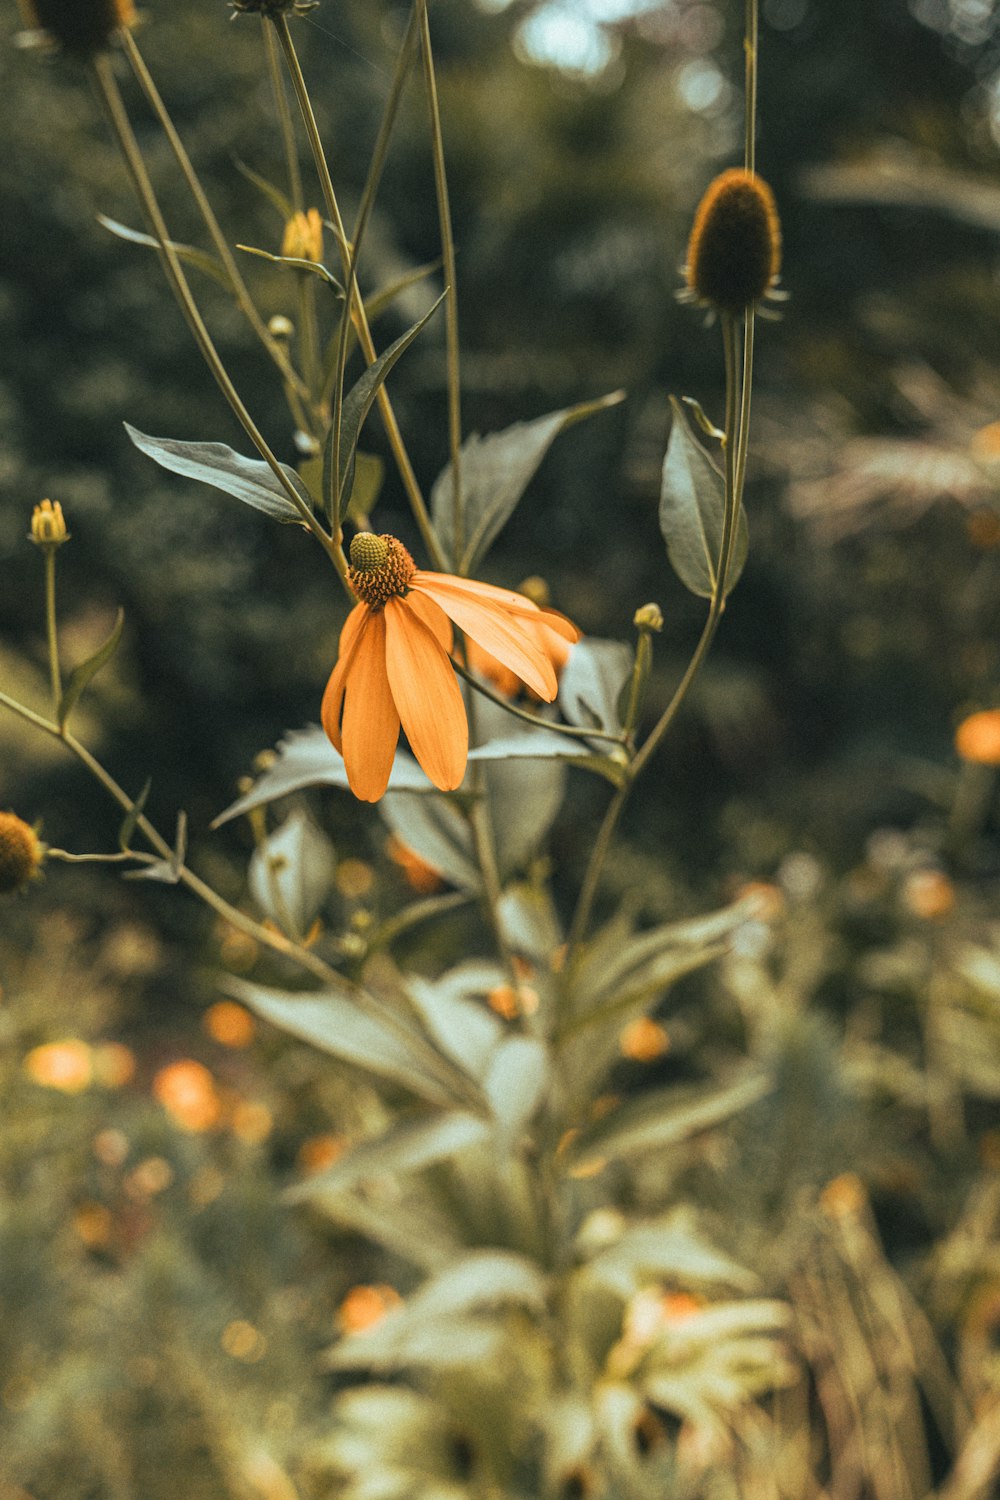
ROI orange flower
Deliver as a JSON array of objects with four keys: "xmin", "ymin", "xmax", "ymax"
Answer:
[{"xmin": 323, "ymin": 533, "xmax": 580, "ymax": 802}]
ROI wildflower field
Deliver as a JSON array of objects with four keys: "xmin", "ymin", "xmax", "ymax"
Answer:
[{"xmin": 3, "ymin": 1, "xmax": 1000, "ymax": 1497}]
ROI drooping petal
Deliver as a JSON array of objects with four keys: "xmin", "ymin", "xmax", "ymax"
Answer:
[
  {"xmin": 321, "ymin": 602, "xmax": 370, "ymax": 753},
  {"xmin": 341, "ymin": 611, "xmax": 400, "ymax": 802},
  {"xmin": 413, "ymin": 571, "xmax": 548, "ymax": 619},
  {"xmin": 411, "ymin": 579, "xmax": 558, "ymax": 702},
  {"xmin": 404, "ymin": 589, "xmax": 453, "ymax": 654},
  {"xmin": 384, "ymin": 596, "xmax": 468, "ymax": 791}
]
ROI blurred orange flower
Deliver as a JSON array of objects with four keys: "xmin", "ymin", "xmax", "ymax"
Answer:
[
  {"xmin": 153, "ymin": 1059, "xmax": 221, "ymax": 1133},
  {"xmin": 203, "ymin": 1000, "xmax": 257, "ymax": 1049},
  {"xmin": 336, "ymin": 1283, "xmax": 403, "ymax": 1336},
  {"xmin": 620, "ymin": 1017, "xmax": 670, "ymax": 1062},
  {"xmin": 24, "ymin": 1039, "xmax": 92, "ymax": 1093},
  {"xmin": 323, "ymin": 533, "xmax": 579, "ymax": 801}
]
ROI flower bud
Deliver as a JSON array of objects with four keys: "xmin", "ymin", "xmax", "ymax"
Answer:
[
  {"xmin": 267, "ymin": 315, "xmax": 295, "ymax": 340},
  {"xmin": 633, "ymin": 602, "xmax": 663, "ymax": 634},
  {"xmin": 29, "ymin": 499, "xmax": 70, "ymax": 551},
  {"xmin": 684, "ymin": 168, "xmax": 782, "ymax": 315},
  {"xmin": 18, "ymin": 0, "xmax": 135, "ymax": 54},
  {"xmin": 281, "ymin": 209, "xmax": 324, "ymax": 263},
  {"xmin": 0, "ymin": 812, "xmax": 43, "ymax": 895}
]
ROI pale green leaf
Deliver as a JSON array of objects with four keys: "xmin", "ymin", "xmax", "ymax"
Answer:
[
  {"xmin": 484, "ymin": 1036, "xmax": 548, "ymax": 1150},
  {"xmin": 97, "ymin": 215, "xmax": 232, "ymax": 288},
  {"xmin": 286, "ymin": 1111, "xmax": 489, "ymax": 1203},
  {"xmin": 566, "ymin": 1072, "xmax": 771, "ymax": 1168},
  {"xmin": 125, "ymin": 424, "xmax": 309, "ymax": 524},
  {"xmin": 247, "ymin": 808, "xmax": 336, "ymax": 936},
  {"xmin": 380, "ymin": 792, "xmax": 480, "ymax": 893},
  {"xmin": 57, "ymin": 608, "xmax": 124, "ymax": 730},
  {"xmin": 558, "ymin": 638, "xmax": 634, "ymax": 737},
  {"xmin": 659, "ymin": 397, "xmax": 748, "ymax": 599}
]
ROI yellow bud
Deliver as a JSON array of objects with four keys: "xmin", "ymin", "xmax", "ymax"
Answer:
[
  {"xmin": 29, "ymin": 499, "xmax": 70, "ymax": 550},
  {"xmin": 18, "ymin": 0, "xmax": 135, "ymax": 54},
  {"xmin": 633, "ymin": 603, "xmax": 663, "ymax": 633},
  {"xmin": 0, "ymin": 812, "xmax": 43, "ymax": 895},
  {"xmin": 281, "ymin": 209, "xmax": 324, "ymax": 264},
  {"xmin": 267, "ymin": 315, "xmax": 295, "ymax": 340}
]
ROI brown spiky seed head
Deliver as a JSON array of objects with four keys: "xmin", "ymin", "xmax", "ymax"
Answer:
[
  {"xmin": 685, "ymin": 168, "xmax": 781, "ymax": 314},
  {"xmin": 18, "ymin": 0, "xmax": 135, "ymax": 53},
  {"xmin": 348, "ymin": 534, "xmax": 416, "ymax": 609},
  {"xmin": 0, "ymin": 813, "xmax": 42, "ymax": 895}
]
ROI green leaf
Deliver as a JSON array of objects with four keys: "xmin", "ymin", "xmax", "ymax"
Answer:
[
  {"xmin": 380, "ymin": 792, "xmax": 481, "ymax": 893},
  {"xmin": 343, "ymin": 449, "xmax": 385, "ymax": 524},
  {"xmin": 247, "ymin": 808, "xmax": 336, "ymax": 937},
  {"xmin": 432, "ymin": 391, "xmax": 626, "ymax": 573},
  {"xmin": 302, "ymin": 1190, "xmax": 460, "ymax": 1271},
  {"xmin": 57, "ymin": 608, "xmax": 124, "ymax": 730},
  {"xmin": 125, "ymin": 424, "xmax": 309, "ymax": 524},
  {"xmin": 484, "ymin": 1036, "xmax": 548, "ymax": 1151},
  {"xmin": 659, "ymin": 397, "xmax": 748, "ymax": 599},
  {"xmin": 469, "ymin": 730, "xmax": 627, "ymax": 787},
  {"xmin": 211, "ymin": 727, "xmax": 432, "ymax": 828},
  {"xmin": 323, "ymin": 294, "xmax": 445, "ymax": 528},
  {"xmin": 117, "ymin": 778, "xmax": 151, "ymax": 854},
  {"xmin": 285, "ymin": 1111, "xmax": 489, "ymax": 1204},
  {"xmin": 225, "ymin": 978, "xmax": 474, "ymax": 1109},
  {"xmin": 558, "ymin": 638, "xmax": 634, "ymax": 737},
  {"xmin": 236, "ymin": 242, "xmax": 344, "ymax": 292},
  {"xmin": 328, "ymin": 1314, "xmax": 502, "ymax": 1372},
  {"xmin": 565, "ymin": 1071, "xmax": 771, "ymax": 1169},
  {"xmin": 97, "ymin": 216, "xmax": 232, "ymax": 289},
  {"xmin": 233, "ymin": 158, "xmax": 295, "ymax": 222},
  {"xmin": 497, "ymin": 882, "xmax": 563, "ymax": 964},
  {"xmin": 473, "ymin": 699, "xmax": 569, "ymax": 875},
  {"xmin": 126, "ymin": 810, "xmax": 187, "ymax": 884},
  {"xmin": 406, "ymin": 968, "xmax": 504, "ymax": 1080},
  {"xmin": 584, "ymin": 1211, "xmax": 757, "ymax": 1297}
]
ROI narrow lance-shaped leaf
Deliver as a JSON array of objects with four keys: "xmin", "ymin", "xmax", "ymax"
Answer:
[
  {"xmin": 57, "ymin": 608, "xmax": 124, "ymax": 731},
  {"xmin": 98, "ymin": 216, "xmax": 232, "ymax": 289},
  {"xmin": 236, "ymin": 242, "xmax": 344, "ymax": 292},
  {"xmin": 323, "ymin": 294, "xmax": 446, "ymax": 529},
  {"xmin": 659, "ymin": 397, "xmax": 748, "ymax": 599},
  {"xmin": 117, "ymin": 777, "xmax": 151, "ymax": 854},
  {"xmin": 432, "ymin": 391, "xmax": 626, "ymax": 574},
  {"xmin": 126, "ymin": 810, "xmax": 187, "ymax": 884},
  {"xmin": 125, "ymin": 424, "xmax": 310, "ymax": 524}
]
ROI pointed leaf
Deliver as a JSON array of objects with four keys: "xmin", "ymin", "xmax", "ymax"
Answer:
[
  {"xmin": 484, "ymin": 1036, "xmax": 548, "ymax": 1151},
  {"xmin": 585, "ymin": 1211, "xmax": 756, "ymax": 1296},
  {"xmin": 97, "ymin": 216, "xmax": 232, "ymax": 288},
  {"xmin": 323, "ymin": 295, "xmax": 445, "ymax": 526},
  {"xmin": 432, "ymin": 391, "xmax": 626, "ymax": 573},
  {"xmin": 225, "ymin": 978, "xmax": 472, "ymax": 1108},
  {"xmin": 660, "ymin": 397, "xmax": 748, "ymax": 598},
  {"xmin": 566, "ymin": 1072, "xmax": 770, "ymax": 1168},
  {"xmin": 380, "ymin": 791, "xmax": 480, "ymax": 893},
  {"xmin": 406, "ymin": 971, "xmax": 504, "ymax": 1080},
  {"xmin": 212, "ymin": 727, "xmax": 432, "ymax": 828},
  {"xmin": 233, "ymin": 159, "xmax": 295, "ymax": 222},
  {"xmin": 248, "ymin": 808, "xmax": 336, "ymax": 936},
  {"xmin": 117, "ymin": 777, "xmax": 151, "ymax": 853},
  {"xmin": 558, "ymin": 638, "xmax": 634, "ymax": 737},
  {"xmin": 57, "ymin": 608, "xmax": 124, "ymax": 730},
  {"xmin": 286, "ymin": 1111, "xmax": 489, "ymax": 1203},
  {"xmin": 236, "ymin": 242, "xmax": 344, "ymax": 292},
  {"xmin": 125, "ymin": 424, "xmax": 309, "ymax": 524}
]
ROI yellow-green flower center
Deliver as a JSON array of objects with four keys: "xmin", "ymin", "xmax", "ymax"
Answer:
[{"xmin": 348, "ymin": 533, "xmax": 416, "ymax": 609}]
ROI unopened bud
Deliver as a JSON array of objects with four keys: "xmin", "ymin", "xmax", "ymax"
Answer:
[
  {"xmin": 29, "ymin": 499, "xmax": 70, "ymax": 550},
  {"xmin": 18, "ymin": 0, "xmax": 135, "ymax": 54},
  {"xmin": 684, "ymin": 168, "xmax": 782, "ymax": 315},
  {"xmin": 633, "ymin": 603, "xmax": 663, "ymax": 634},
  {"xmin": 0, "ymin": 812, "xmax": 43, "ymax": 895},
  {"xmin": 267, "ymin": 315, "xmax": 295, "ymax": 340},
  {"xmin": 281, "ymin": 209, "xmax": 323, "ymax": 264}
]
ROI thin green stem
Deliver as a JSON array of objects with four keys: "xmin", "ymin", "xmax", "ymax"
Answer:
[
  {"xmin": 273, "ymin": 14, "xmax": 448, "ymax": 571},
  {"xmin": 262, "ymin": 15, "xmax": 304, "ymax": 211},
  {"xmin": 418, "ymin": 0, "xmax": 464, "ymax": 564},
  {"xmin": 745, "ymin": 0, "xmax": 758, "ymax": 176},
  {"xmin": 121, "ymin": 28, "xmax": 313, "ymax": 413},
  {"xmin": 43, "ymin": 549, "xmax": 61, "ymax": 711},
  {"xmin": 89, "ymin": 53, "xmax": 348, "ymax": 589},
  {"xmin": 451, "ymin": 658, "xmax": 626, "ymax": 744}
]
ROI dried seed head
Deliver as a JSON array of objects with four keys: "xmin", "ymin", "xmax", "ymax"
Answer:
[
  {"xmin": 230, "ymin": 0, "xmax": 318, "ymax": 14},
  {"xmin": 0, "ymin": 812, "xmax": 43, "ymax": 895},
  {"xmin": 348, "ymin": 533, "xmax": 416, "ymax": 609},
  {"xmin": 18, "ymin": 0, "xmax": 135, "ymax": 54},
  {"xmin": 685, "ymin": 168, "xmax": 782, "ymax": 315}
]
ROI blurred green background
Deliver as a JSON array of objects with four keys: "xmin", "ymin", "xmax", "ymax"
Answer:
[{"xmin": 5, "ymin": 1, "xmax": 1000, "ymax": 1495}]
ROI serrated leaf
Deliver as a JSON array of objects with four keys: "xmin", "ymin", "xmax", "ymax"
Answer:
[
  {"xmin": 97, "ymin": 216, "xmax": 232, "ymax": 289},
  {"xmin": 558, "ymin": 638, "xmax": 634, "ymax": 737},
  {"xmin": 57, "ymin": 607, "xmax": 124, "ymax": 730},
  {"xmin": 225, "ymin": 978, "xmax": 474, "ymax": 1109},
  {"xmin": 432, "ymin": 391, "xmax": 626, "ymax": 574},
  {"xmin": 660, "ymin": 397, "xmax": 748, "ymax": 599},
  {"xmin": 212, "ymin": 727, "xmax": 432, "ymax": 828},
  {"xmin": 323, "ymin": 295, "xmax": 445, "ymax": 527},
  {"xmin": 248, "ymin": 808, "xmax": 336, "ymax": 937},
  {"xmin": 286, "ymin": 1111, "xmax": 489, "ymax": 1203},
  {"xmin": 380, "ymin": 792, "xmax": 480, "ymax": 893},
  {"xmin": 125, "ymin": 424, "xmax": 310, "ymax": 524},
  {"xmin": 566, "ymin": 1071, "xmax": 770, "ymax": 1168}
]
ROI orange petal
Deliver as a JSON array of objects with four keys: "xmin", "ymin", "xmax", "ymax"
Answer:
[
  {"xmin": 537, "ymin": 606, "xmax": 581, "ymax": 644},
  {"xmin": 411, "ymin": 581, "xmax": 558, "ymax": 702},
  {"xmin": 321, "ymin": 603, "xmax": 370, "ymax": 753},
  {"xmin": 413, "ymin": 571, "xmax": 547, "ymax": 619},
  {"xmin": 342, "ymin": 611, "xmax": 400, "ymax": 802},
  {"xmin": 384, "ymin": 597, "xmax": 468, "ymax": 790},
  {"xmin": 404, "ymin": 590, "xmax": 453, "ymax": 653}
]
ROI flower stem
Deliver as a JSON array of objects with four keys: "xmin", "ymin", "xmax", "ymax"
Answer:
[
  {"xmin": 44, "ymin": 549, "xmax": 61, "ymax": 712},
  {"xmin": 89, "ymin": 52, "xmax": 349, "ymax": 589},
  {"xmin": 272, "ymin": 14, "xmax": 448, "ymax": 571},
  {"xmin": 121, "ymin": 27, "xmax": 314, "ymax": 415},
  {"xmin": 451, "ymin": 658, "xmax": 627, "ymax": 745}
]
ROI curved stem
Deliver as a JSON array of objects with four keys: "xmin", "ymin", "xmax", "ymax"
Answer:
[
  {"xmin": 273, "ymin": 14, "xmax": 448, "ymax": 571},
  {"xmin": 121, "ymin": 28, "xmax": 314, "ymax": 414},
  {"xmin": 89, "ymin": 52, "xmax": 349, "ymax": 590},
  {"xmin": 418, "ymin": 0, "xmax": 464, "ymax": 564},
  {"xmin": 451, "ymin": 658, "xmax": 626, "ymax": 745}
]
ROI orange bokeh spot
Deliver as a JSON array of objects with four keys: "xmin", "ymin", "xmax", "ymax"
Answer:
[
  {"xmin": 660, "ymin": 1291, "xmax": 703, "ymax": 1323},
  {"xmin": 820, "ymin": 1172, "xmax": 867, "ymax": 1220},
  {"xmin": 336, "ymin": 1283, "xmax": 403, "ymax": 1336},
  {"xmin": 73, "ymin": 1202, "xmax": 113, "ymax": 1249},
  {"xmin": 955, "ymin": 709, "xmax": 1000, "ymax": 766},
  {"xmin": 970, "ymin": 420, "xmax": 1000, "ymax": 460},
  {"xmin": 24, "ymin": 1039, "xmax": 93, "ymax": 1094},
  {"xmin": 203, "ymin": 1001, "xmax": 257, "ymax": 1049},
  {"xmin": 296, "ymin": 1133, "xmax": 348, "ymax": 1175},
  {"xmin": 620, "ymin": 1017, "xmax": 670, "ymax": 1062},
  {"xmin": 153, "ymin": 1059, "xmax": 221, "ymax": 1133},
  {"xmin": 902, "ymin": 868, "xmax": 955, "ymax": 921}
]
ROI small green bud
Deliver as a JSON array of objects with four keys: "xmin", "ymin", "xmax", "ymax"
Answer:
[{"xmin": 633, "ymin": 603, "xmax": 663, "ymax": 634}]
